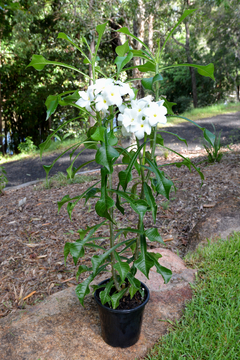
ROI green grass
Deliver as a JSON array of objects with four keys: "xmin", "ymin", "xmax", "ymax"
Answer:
[
  {"xmin": 35, "ymin": 171, "xmax": 99, "ymax": 190},
  {"xmin": 0, "ymin": 136, "xmax": 86, "ymax": 165},
  {"xmin": 145, "ymin": 232, "xmax": 240, "ymax": 360},
  {"xmin": 165, "ymin": 102, "xmax": 240, "ymax": 126}
]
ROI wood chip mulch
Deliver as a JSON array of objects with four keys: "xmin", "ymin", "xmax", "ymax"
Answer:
[{"xmin": 1, "ymin": 144, "xmax": 240, "ymax": 318}]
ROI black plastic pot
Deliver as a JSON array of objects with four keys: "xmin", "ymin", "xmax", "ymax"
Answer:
[{"xmin": 94, "ymin": 279, "xmax": 150, "ymax": 348}]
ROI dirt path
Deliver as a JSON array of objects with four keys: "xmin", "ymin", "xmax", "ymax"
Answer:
[{"xmin": 3, "ymin": 111, "xmax": 240, "ymax": 188}]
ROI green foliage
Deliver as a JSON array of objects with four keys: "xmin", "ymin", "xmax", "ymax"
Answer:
[
  {"xmin": 17, "ymin": 136, "xmax": 37, "ymax": 154},
  {"xmin": 0, "ymin": 166, "xmax": 8, "ymax": 193},
  {"xmin": 146, "ymin": 232, "xmax": 240, "ymax": 360},
  {"xmin": 201, "ymin": 124, "xmax": 223, "ymax": 163}
]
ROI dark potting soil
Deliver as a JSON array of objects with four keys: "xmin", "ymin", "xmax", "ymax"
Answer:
[{"xmin": 97, "ymin": 287, "xmax": 148, "ymax": 311}]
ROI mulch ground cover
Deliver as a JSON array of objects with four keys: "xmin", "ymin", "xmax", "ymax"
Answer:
[{"xmin": 1, "ymin": 145, "xmax": 240, "ymax": 318}]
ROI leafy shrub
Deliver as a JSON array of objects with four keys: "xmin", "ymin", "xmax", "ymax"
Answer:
[
  {"xmin": 201, "ymin": 124, "xmax": 223, "ymax": 162},
  {"xmin": 173, "ymin": 96, "xmax": 192, "ymax": 114},
  {"xmin": 17, "ymin": 136, "xmax": 37, "ymax": 154},
  {"xmin": 0, "ymin": 166, "xmax": 8, "ymax": 194}
]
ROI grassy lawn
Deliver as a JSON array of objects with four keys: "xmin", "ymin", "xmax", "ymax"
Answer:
[
  {"xmin": 166, "ymin": 102, "xmax": 240, "ymax": 126},
  {"xmin": 145, "ymin": 232, "xmax": 240, "ymax": 360}
]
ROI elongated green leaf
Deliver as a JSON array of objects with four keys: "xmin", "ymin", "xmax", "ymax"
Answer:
[
  {"xmin": 115, "ymin": 52, "xmax": 133, "ymax": 75},
  {"xmin": 141, "ymin": 74, "xmax": 163, "ymax": 91},
  {"xmin": 95, "ymin": 168, "xmax": 114, "ymax": 222},
  {"xmin": 116, "ymin": 27, "xmax": 152, "ymax": 55},
  {"xmin": 162, "ymin": 9, "xmax": 197, "ymax": 53},
  {"xmin": 58, "ymin": 91, "xmax": 80, "ymax": 106},
  {"xmin": 203, "ymin": 128, "xmax": 216, "ymax": 147},
  {"xmin": 39, "ymin": 117, "xmax": 79, "ymax": 158},
  {"xmin": 57, "ymin": 180, "xmax": 100, "ymax": 213},
  {"xmin": 137, "ymin": 61, "xmax": 156, "ymax": 72},
  {"xmin": 45, "ymin": 95, "xmax": 58, "ymax": 120},
  {"xmin": 99, "ymin": 279, "xmax": 114, "ymax": 305},
  {"xmin": 116, "ymin": 40, "xmax": 130, "ymax": 56},
  {"xmin": 145, "ymin": 228, "xmax": 164, "ymax": 244},
  {"xmin": 95, "ymin": 22, "xmax": 108, "ymax": 54},
  {"xmin": 95, "ymin": 129, "xmax": 119, "ymax": 173},
  {"xmin": 84, "ymin": 188, "xmax": 100, "ymax": 204},
  {"xmin": 75, "ymin": 275, "xmax": 94, "ymax": 306},
  {"xmin": 126, "ymin": 273, "xmax": 141, "ymax": 299},
  {"xmin": 147, "ymin": 252, "xmax": 172, "ymax": 283},
  {"xmin": 27, "ymin": 55, "xmax": 90, "ymax": 78},
  {"xmin": 161, "ymin": 63, "xmax": 215, "ymax": 80},
  {"xmin": 159, "ymin": 130, "xmax": 188, "ymax": 147},
  {"xmin": 143, "ymin": 183, "xmax": 157, "ymax": 223},
  {"xmin": 112, "ymin": 189, "xmax": 149, "ymax": 220},
  {"xmin": 118, "ymin": 142, "xmax": 145, "ymax": 190},
  {"xmin": 134, "ymin": 235, "xmax": 154, "ymax": 279},
  {"xmin": 146, "ymin": 158, "xmax": 173, "ymax": 199},
  {"xmin": 76, "ymin": 265, "xmax": 91, "ymax": 281},
  {"xmin": 111, "ymin": 288, "xmax": 128, "ymax": 309},
  {"xmin": 113, "ymin": 252, "xmax": 130, "ymax": 282},
  {"xmin": 57, "ymin": 32, "xmax": 90, "ymax": 62}
]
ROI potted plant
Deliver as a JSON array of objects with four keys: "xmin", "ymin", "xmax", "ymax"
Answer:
[{"xmin": 28, "ymin": 9, "xmax": 215, "ymax": 348}]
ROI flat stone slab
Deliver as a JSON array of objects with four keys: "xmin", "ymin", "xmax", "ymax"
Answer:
[
  {"xmin": 0, "ymin": 249, "xmax": 196, "ymax": 360},
  {"xmin": 185, "ymin": 195, "xmax": 240, "ymax": 254}
]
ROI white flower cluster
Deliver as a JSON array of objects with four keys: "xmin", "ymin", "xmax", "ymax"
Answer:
[
  {"xmin": 76, "ymin": 78, "xmax": 167, "ymax": 140},
  {"xmin": 118, "ymin": 97, "xmax": 167, "ymax": 140},
  {"xmin": 76, "ymin": 78, "xmax": 134, "ymax": 115}
]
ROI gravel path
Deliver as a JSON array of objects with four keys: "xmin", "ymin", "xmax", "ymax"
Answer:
[{"xmin": 3, "ymin": 112, "xmax": 240, "ymax": 188}]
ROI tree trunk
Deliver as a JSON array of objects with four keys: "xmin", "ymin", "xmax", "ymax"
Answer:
[
  {"xmin": 132, "ymin": 0, "xmax": 145, "ymax": 99},
  {"xmin": 148, "ymin": 14, "xmax": 154, "ymax": 54},
  {"xmin": 237, "ymin": 84, "xmax": 240, "ymax": 102},
  {"xmin": 185, "ymin": 19, "xmax": 198, "ymax": 108},
  {"xmin": 0, "ymin": 35, "xmax": 4, "ymax": 155}
]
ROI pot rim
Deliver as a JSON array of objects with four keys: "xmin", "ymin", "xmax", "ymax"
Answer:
[{"xmin": 94, "ymin": 278, "xmax": 150, "ymax": 314}]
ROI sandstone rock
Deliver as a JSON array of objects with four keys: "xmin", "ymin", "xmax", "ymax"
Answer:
[{"xmin": 0, "ymin": 250, "xmax": 195, "ymax": 360}]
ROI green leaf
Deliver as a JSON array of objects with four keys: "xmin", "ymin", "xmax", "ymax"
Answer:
[
  {"xmin": 45, "ymin": 95, "xmax": 58, "ymax": 120},
  {"xmin": 116, "ymin": 27, "xmax": 152, "ymax": 54},
  {"xmin": 113, "ymin": 252, "xmax": 130, "ymax": 282},
  {"xmin": 95, "ymin": 168, "xmax": 115, "ymax": 222},
  {"xmin": 57, "ymin": 181, "xmax": 100, "ymax": 214},
  {"xmin": 27, "ymin": 54, "xmax": 89, "ymax": 78},
  {"xmin": 58, "ymin": 91, "xmax": 80, "ymax": 106},
  {"xmin": 203, "ymin": 128, "xmax": 216, "ymax": 147},
  {"xmin": 95, "ymin": 22, "xmax": 108, "ymax": 54},
  {"xmin": 137, "ymin": 61, "xmax": 156, "ymax": 72},
  {"xmin": 145, "ymin": 228, "xmax": 164, "ymax": 244},
  {"xmin": 161, "ymin": 63, "xmax": 215, "ymax": 81},
  {"xmin": 95, "ymin": 128, "xmax": 119, "ymax": 173},
  {"xmin": 57, "ymin": 32, "xmax": 90, "ymax": 62},
  {"xmin": 76, "ymin": 265, "xmax": 91, "ymax": 281},
  {"xmin": 116, "ymin": 40, "xmax": 130, "ymax": 56},
  {"xmin": 161, "ymin": 97, "xmax": 176, "ymax": 115},
  {"xmin": 84, "ymin": 188, "xmax": 99, "ymax": 204},
  {"xmin": 99, "ymin": 280, "xmax": 114, "ymax": 305},
  {"xmin": 115, "ymin": 52, "xmax": 133, "ymax": 75},
  {"xmin": 134, "ymin": 235, "xmax": 154, "ymax": 279},
  {"xmin": 162, "ymin": 9, "xmax": 197, "ymax": 53},
  {"xmin": 75, "ymin": 275, "xmax": 94, "ymax": 306},
  {"xmin": 146, "ymin": 158, "xmax": 173, "ymax": 199},
  {"xmin": 126, "ymin": 273, "xmax": 141, "ymax": 299},
  {"xmin": 141, "ymin": 74, "xmax": 163, "ymax": 91},
  {"xmin": 112, "ymin": 190, "xmax": 149, "ymax": 221},
  {"xmin": 143, "ymin": 183, "xmax": 157, "ymax": 223},
  {"xmin": 159, "ymin": 131, "xmax": 188, "ymax": 147},
  {"xmin": 147, "ymin": 252, "xmax": 172, "ymax": 283},
  {"xmin": 111, "ymin": 288, "xmax": 128, "ymax": 309},
  {"xmin": 118, "ymin": 142, "xmax": 145, "ymax": 190},
  {"xmin": 91, "ymin": 126, "xmax": 106, "ymax": 142}
]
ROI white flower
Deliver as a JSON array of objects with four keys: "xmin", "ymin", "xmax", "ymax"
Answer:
[
  {"xmin": 94, "ymin": 78, "xmax": 114, "ymax": 95},
  {"xmin": 133, "ymin": 117, "xmax": 152, "ymax": 140},
  {"xmin": 117, "ymin": 81, "xmax": 135, "ymax": 100},
  {"xmin": 95, "ymin": 93, "xmax": 109, "ymax": 114},
  {"xmin": 143, "ymin": 101, "xmax": 167, "ymax": 127},
  {"xmin": 118, "ymin": 108, "xmax": 139, "ymax": 132},
  {"xmin": 131, "ymin": 99, "xmax": 149, "ymax": 114},
  {"xmin": 104, "ymin": 85, "xmax": 122, "ymax": 107},
  {"xmin": 76, "ymin": 86, "xmax": 95, "ymax": 112}
]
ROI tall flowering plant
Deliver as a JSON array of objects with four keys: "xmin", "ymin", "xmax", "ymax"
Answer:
[{"xmin": 28, "ymin": 10, "xmax": 215, "ymax": 308}]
